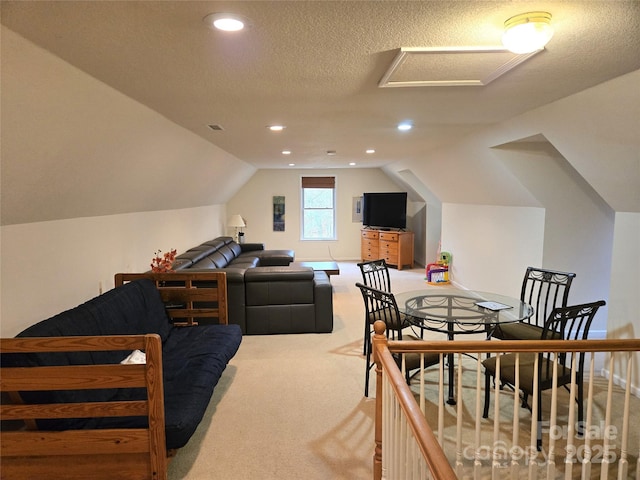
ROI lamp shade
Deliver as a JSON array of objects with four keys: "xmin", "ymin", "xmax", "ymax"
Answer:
[
  {"xmin": 228, "ymin": 214, "xmax": 246, "ymax": 228},
  {"xmin": 502, "ymin": 12, "xmax": 553, "ymax": 54}
]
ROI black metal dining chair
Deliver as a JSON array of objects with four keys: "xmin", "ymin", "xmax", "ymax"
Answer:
[
  {"xmin": 493, "ymin": 266, "xmax": 576, "ymax": 341},
  {"xmin": 357, "ymin": 282, "xmax": 439, "ymax": 397},
  {"xmin": 482, "ymin": 300, "xmax": 605, "ymax": 447},
  {"xmin": 357, "ymin": 259, "xmax": 393, "ymax": 356}
]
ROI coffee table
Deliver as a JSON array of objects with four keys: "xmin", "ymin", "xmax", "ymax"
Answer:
[{"xmin": 293, "ymin": 261, "xmax": 340, "ymax": 277}]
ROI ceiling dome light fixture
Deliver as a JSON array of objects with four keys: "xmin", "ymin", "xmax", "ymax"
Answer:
[
  {"xmin": 397, "ymin": 122, "xmax": 412, "ymax": 131},
  {"xmin": 203, "ymin": 13, "xmax": 249, "ymax": 32},
  {"xmin": 502, "ymin": 11, "xmax": 554, "ymax": 54}
]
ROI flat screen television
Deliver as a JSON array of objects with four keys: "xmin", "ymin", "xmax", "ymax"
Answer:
[{"xmin": 362, "ymin": 192, "xmax": 407, "ymax": 230}]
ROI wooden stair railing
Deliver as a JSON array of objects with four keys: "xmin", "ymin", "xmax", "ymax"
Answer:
[
  {"xmin": 372, "ymin": 321, "xmax": 456, "ymax": 480},
  {"xmin": 372, "ymin": 320, "xmax": 640, "ymax": 480}
]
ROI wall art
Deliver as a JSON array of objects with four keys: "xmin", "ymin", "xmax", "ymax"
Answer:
[{"xmin": 273, "ymin": 195, "xmax": 285, "ymax": 231}]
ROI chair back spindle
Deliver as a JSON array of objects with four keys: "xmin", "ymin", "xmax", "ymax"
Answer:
[
  {"xmin": 356, "ymin": 282, "xmax": 438, "ymax": 397},
  {"xmin": 523, "ymin": 267, "xmax": 575, "ymax": 328},
  {"xmin": 357, "ymin": 259, "xmax": 393, "ymax": 394},
  {"xmin": 496, "ymin": 266, "xmax": 576, "ymax": 341},
  {"xmin": 358, "ymin": 259, "xmax": 391, "ymax": 292}
]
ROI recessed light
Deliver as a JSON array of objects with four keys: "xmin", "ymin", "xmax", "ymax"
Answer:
[
  {"xmin": 288, "ymin": 163, "xmax": 295, "ymax": 167},
  {"xmin": 366, "ymin": 149, "xmax": 375, "ymax": 154},
  {"xmin": 203, "ymin": 13, "xmax": 249, "ymax": 32},
  {"xmin": 326, "ymin": 150, "xmax": 337, "ymax": 156},
  {"xmin": 349, "ymin": 162, "xmax": 356, "ymax": 166},
  {"xmin": 282, "ymin": 150, "xmax": 291, "ymax": 155},
  {"xmin": 268, "ymin": 125, "xmax": 286, "ymax": 131},
  {"xmin": 397, "ymin": 122, "xmax": 412, "ymax": 131}
]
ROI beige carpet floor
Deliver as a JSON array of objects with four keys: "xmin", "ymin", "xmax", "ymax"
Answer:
[
  {"xmin": 167, "ymin": 261, "xmax": 431, "ymax": 479},
  {"xmin": 167, "ymin": 262, "xmax": 638, "ymax": 479}
]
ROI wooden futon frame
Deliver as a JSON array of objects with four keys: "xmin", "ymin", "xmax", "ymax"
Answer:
[{"xmin": 0, "ymin": 272, "xmax": 228, "ymax": 480}]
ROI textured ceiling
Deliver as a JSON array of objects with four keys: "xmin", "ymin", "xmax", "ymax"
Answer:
[
  {"xmin": 379, "ymin": 47, "xmax": 542, "ymax": 87},
  {"xmin": 1, "ymin": 1, "xmax": 639, "ymax": 169}
]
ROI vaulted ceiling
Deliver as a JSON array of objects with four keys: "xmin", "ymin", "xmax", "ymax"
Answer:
[{"xmin": 3, "ymin": 1, "xmax": 639, "ymax": 170}]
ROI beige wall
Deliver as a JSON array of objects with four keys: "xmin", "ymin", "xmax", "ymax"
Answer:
[
  {"xmin": 441, "ymin": 204, "xmax": 545, "ymax": 298},
  {"xmin": 225, "ymin": 168, "xmax": 407, "ymax": 261},
  {"xmin": 0, "ymin": 205, "xmax": 225, "ymax": 337},
  {"xmin": 608, "ymin": 212, "xmax": 640, "ymax": 391},
  {"xmin": 1, "ymin": 26, "xmax": 255, "ymax": 225},
  {"xmin": 0, "ymin": 28, "xmax": 248, "ymax": 335}
]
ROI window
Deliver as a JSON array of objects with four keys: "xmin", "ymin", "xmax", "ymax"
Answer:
[{"xmin": 301, "ymin": 176, "xmax": 335, "ymax": 240}]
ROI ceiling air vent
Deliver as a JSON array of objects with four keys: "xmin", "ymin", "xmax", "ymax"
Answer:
[{"xmin": 207, "ymin": 124, "xmax": 224, "ymax": 131}]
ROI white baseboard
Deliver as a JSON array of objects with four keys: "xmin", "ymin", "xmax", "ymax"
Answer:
[{"xmin": 600, "ymin": 367, "xmax": 640, "ymax": 398}]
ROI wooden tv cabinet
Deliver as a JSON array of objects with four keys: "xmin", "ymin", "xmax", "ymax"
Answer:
[{"xmin": 361, "ymin": 228, "xmax": 414, "ymax": 270}]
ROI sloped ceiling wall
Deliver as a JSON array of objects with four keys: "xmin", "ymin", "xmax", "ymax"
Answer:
[
  {"xmin": 1, "ymin": 27, "xmax": 256, "ymax": 226},
  {"xmin": 384, "ymin": 69, "xmax": 640, "ymax": 214},
  {"xmin": 527, "ymin": 70, "xmax": 640, "ymax": 214},
  {"xmin": 2, "ymin": 24, "xmax": 638, "ymax": 228}
]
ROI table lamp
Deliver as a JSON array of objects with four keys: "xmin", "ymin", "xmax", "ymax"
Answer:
[{"xmin": 228, "ymin": 214, "xmax": 246, "ymax": 243}]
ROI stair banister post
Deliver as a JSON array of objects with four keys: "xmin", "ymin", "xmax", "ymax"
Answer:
[{"xmin": 373, "ymin": 320, "xmax": 387, "ymax": 480}]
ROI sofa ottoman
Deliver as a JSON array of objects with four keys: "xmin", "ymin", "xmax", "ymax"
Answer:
[{"xmin": 244, "ymin": 266, "xmax": 333, "ymax": 334}]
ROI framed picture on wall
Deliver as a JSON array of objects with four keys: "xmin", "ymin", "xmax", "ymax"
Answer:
[
  {"xmin": 273, "ymin": 196, "xmax": 285, "ymax": 231},
  {"xmin": 352, "ymin": 196, "xmax": 363, "ymax": 223}
]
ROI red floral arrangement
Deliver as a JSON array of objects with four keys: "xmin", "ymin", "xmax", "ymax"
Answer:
[{"xmin": 150, "ymin": 249, "xmax": 177, "ymax": 273}]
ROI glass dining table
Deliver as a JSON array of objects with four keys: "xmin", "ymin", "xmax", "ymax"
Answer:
[{"xmin": 394, "ymin": 287, "xmax": 533, "ymax": 405}]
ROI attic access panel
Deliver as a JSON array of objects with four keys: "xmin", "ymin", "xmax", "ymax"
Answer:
[{"xmin": 379, "ymin": 46, "xmax": 541, "ymax": 87}]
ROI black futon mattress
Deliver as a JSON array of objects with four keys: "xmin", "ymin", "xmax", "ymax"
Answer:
[{"xmin": 5, "ymin": 279, "xmax": 242, "ymax": 450}]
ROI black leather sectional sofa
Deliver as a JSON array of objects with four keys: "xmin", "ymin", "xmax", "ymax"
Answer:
[{"xmin": 172, "ymin": 236, "xmax": 334, "ymax": 335}]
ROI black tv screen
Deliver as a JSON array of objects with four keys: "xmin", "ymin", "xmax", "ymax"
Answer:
[{"xmin": 362, "ymin": 192, "xmax": 407, "ymax": 229}]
